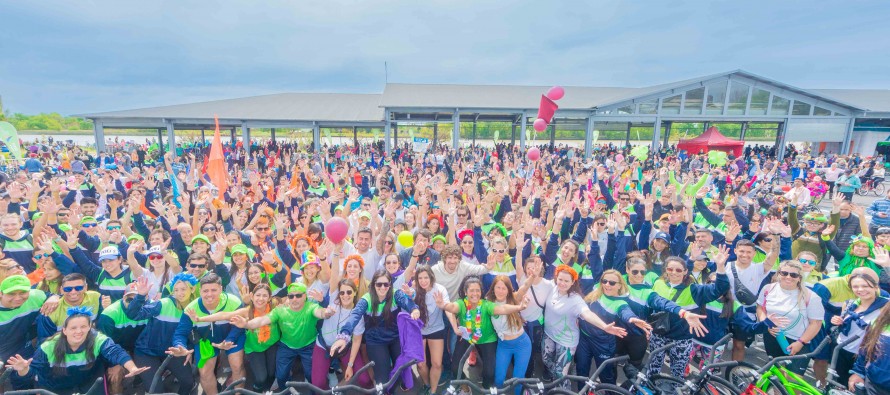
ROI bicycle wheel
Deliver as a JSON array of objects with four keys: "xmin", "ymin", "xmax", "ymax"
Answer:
[
  {"xmin": 649, "ymin": 374, "xmax": 686, "ymax": 394},
  {"xmin": 590, "ymin": 383, "xmax": 634, "ymax": 395},
  {"xmin": 724, "ymin": 364, "xmax": 786, "ymax": 395},
  {"xmin": 856, "ymin": 187, "xmax": 866, "ymax": 196},
  {"xmin": 697, "ymin": 376, "xmax": 741, "ymax": 395},
  {"xmin": 874, "ymin": 182, "xmax": 886, "ymax": 196}
]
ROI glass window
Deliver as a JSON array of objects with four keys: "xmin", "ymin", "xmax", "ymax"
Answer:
[
  {"xmin": 770, "ymin": 96, "xmax": 790, "ymax": 116},
  {"xmin": 749, "ymin": 88, "xmax": 770, "ymax": 115},
  {"xmin": 617, "ymin": 105, "xmax": 634, "ymax": 115},
  {"xmin": 705, "ymin": 82, "xmax": 727, "ymax": 115},
  {"xmin": 639, "ymin": 100, "xmax": 657, "ymax": 114},
  {"xmin": 683, "ymin": 87, "xmax": 704, "ymax": 115},
  {"xmin": 792, "ymin": 101, "xmax": 812, "ymax": 116},
  {"xmin": 661, "ymin": 95, "xmax": 681, "ymax": 114},
  {"xmin": 813, "ymin": 106, "xmax": 832, "ymax": 116},
  {"xmin": 727, "ymin": 82, "xmax": 750, "ymax": 115}
]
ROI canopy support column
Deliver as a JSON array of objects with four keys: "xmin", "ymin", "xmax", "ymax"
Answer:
[
  {"xmin": 201, "ymin": 128, "xmax": 206, "ymax": 145},
  {"xmin": 166, "ymin": 120, "xmax": 175, "ymax": 154},
  {"xmin": 93, "ymin": 120, "xmax": 106, "ymax": 153},
  {"xmin": 775, "ymin": 120, "xmax": 788, "ymax": 160},
  {"xmin": 472, "ymin": 115, "xmax": 478, "ymax": 147},
  {"xmin": 433, "ymin": 122, "xmax": 438, "ymax": 149},
  {"xmin": 511, "ymin": 121, "xmax": 516, "ymax": 146},
  {"xmin": 625, "ymin": 122, "xmax": 632, "ymax": 147},
  {"xmin": 312, "ymin": 123, "xmax": 320, "ymax": 152},
  {"xmin": 584, "ymin": 117, "xmax": 594, "ymax": 159},
  {"xmin": 271, "ymin": 128, "xmax": 276, "ymax": 142},
  {"xmin": 353, "ymin": 126, "xmax": 358, "ymax": 147},
  {"xmin": 384, "ymin": 109, "xmax": 392, "ymax": 154},
  {"xmin": 452, "ymin": 110, "xmax": 460, "ymax": 150},
  {"xmin": 157, "ymin": 128, "xmax": 165, "ymax": 154},
  {"xmin": 549, "ymin": 118, "xmax": 556, "ymax": 150},
  {"xmin": 739, "ymin": 122, "xmax": 748, "ymax": 141},
  {"xmin": 519, "ymin": 114, "xmax": 527, "ymax": 150},
  {"xmin": 663, "ymin": 121, "xmax": 672, "ymax": 148},
  {"xmin": 651, "ymin": 117, "xmax": 662, "ymax": 151},
  {"xmin": 841, "ymin": 117, "xmax": 856, "ymax": 154}
]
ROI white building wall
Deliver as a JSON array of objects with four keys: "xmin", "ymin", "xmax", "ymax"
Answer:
[{"xmin": 851, "ymin": 131, "xmax": 890, "ymax": 156}]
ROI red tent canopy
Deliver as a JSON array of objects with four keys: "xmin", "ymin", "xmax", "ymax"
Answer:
[{"xmin": 677, "ymin": 126, "xmax": 744, "ymax": 156}]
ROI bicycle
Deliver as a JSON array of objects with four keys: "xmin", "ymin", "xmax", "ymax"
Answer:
[
  {"xmin": 724, "ymin": 332, "xmax": 862, "ymax": 395},
  {"xmin": 685, "ymin": 334, "xmax": 734, "ymax": 377},
  {"xmin": 856, "ymin": 178, "xmax": 885, "ymax": 196},
  {"xmin": 5, "ymin": 377, "xmax": 105, "ymax": 395},
  {"xmin": 282, "ymin": 359, "xmax": 419, "ymax": 395}
]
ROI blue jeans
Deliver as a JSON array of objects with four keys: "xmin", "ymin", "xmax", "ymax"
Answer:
[
  {"xmin": 495, "ymin": 333, "xmax": 532, "ymax": 395},
  {"xmin": 576, "ymin": 332, "xmax": 616, "ymax": 384},
  {"xmin": 275, "ymin": 343, "xmax": 314, "ymax": 388}
]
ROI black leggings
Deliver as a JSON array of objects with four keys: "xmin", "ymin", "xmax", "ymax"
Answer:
[
  {"xmin": 246, "ymin": 345, "xmax": 277, "ymax": 391},
  {"xmin": 366, "ymin": 339, "xmax": 402, "ymax": 384},
  {"xmin": 616, "ymin": 333, "xmax": 649, "ymax": 372},
  {"xmin": 134, "ymin": 353, "xmax": 195, "ymax": 395},
  {"xmin": 452, "ymin": 340, "xmax": 497, "ymax": 388}
]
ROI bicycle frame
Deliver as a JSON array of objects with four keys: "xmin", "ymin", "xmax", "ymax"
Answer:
[{"xmin": 755, "ymin": 365, "xmax": 820, "ymax": 395}]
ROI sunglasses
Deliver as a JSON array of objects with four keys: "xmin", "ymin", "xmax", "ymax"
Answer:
[
  {"xmin": 107, "ymin": 226, "xmax": 121, "ymax": 231},
  {"xmin": 492, "ymin": 248, "xmax": 506, "ymax": 254},
  {"xmin": 288, "ymin": 293, "xmax": 305, "ymax": 299},
  {"xmin": 339, "ymin": 290, "xmax": 354, "ymax": 296},
  {"xmin": 596, "ymin": 222, "xmax": 606, "ymax": 226},
  {"xmin": 58, "ymin": 212, "xmax": 69, "ymax": 216},
  {"xmin": 188, "ymin": 263, "xmax": 207, "ymax": 269},
  {"xmin": 82, "ymin": 223, "xmax": 97, "ymax": 228},
  {"xmin": 665, "ymin": 267, "xmax": 685, "ymax": 273},
  {"xmin": 148, "ymin": 254, "xmax": 165, "ymax": 261},
  {"xmin": 62, "ymin": 285, "xmax": 85, "ymax": 293},
  {"xmin": 798, "ymin": 258, "xmax": 817, "ymax": 266},
  {"xmin": 461, "ymin": 240, "xmax": 473, "ymax": 244},
  {"xmin": 204, "ymin": 227, "xmax": 217, "ymax": 232},
  {"xmin": 601, "ymin": 280, "xmax": 619, "ymax": 286},
  {"xmin": 778, "ymin": 270, "xmax": 801, "ymax": 279},
  {"xmin": 256, "ymin": 227, "xmax": 270, "ymax": 231},
  {"xmin": 457, "ymin": 213, "xmax": 468, "ymax": 217},
  {"xmin": 630, "ymin": 269, "xmax": 646, "ymax": 276},
  {"xmin": 384, "ymin": 240, "xmax": 394, "ymax": 245},
  {"xmin": 33, "ymin": 253, "xmax": 51, "ymax": 259},
  {"xmin": 375, "ymin": 282, "xmax": 391, "ymax": 288}
]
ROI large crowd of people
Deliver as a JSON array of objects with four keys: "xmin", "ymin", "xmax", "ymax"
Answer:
[{"xmin": 1, "ymin": 135, "xmax": 890, "ymax": 395}]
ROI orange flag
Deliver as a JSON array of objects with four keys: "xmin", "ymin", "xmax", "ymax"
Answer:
[{"xmin": 206, "ymin": 116, "xmax": 228, "ymax": 199}]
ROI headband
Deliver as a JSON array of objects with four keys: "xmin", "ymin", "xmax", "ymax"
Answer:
[
  {"xmin": 554, "ymin": 264, "xmax": 579, "ymax": 282},
  {"xmin": 170, "ymin": 273, "xmax": 199, "ymax": 287},
  {"xmin": 67, "ymin": 306, "xmax": 93, "ymax": 318}
]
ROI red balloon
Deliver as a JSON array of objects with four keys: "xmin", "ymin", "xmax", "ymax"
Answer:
[
  {"xmin": 527, "ymin": 147, "xmax": 541, "ymax": 161},
  {"xmin": 546, "ymin": 86, "xmax": 565, "ymax": 101},
  {"xmin": 533, "ymin": 118, "xmax": 548, "ymax": 132},
  {"xmin": 325, "ymin": 217, "xmax": 349, "ymax": 243}
]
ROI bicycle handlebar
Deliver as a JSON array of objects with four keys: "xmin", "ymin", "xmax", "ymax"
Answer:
[
  {"xmin": 148, "ymin": 355, "xmax": 173, "ymax": 393},
  {"xmin": 641, "ymin": 341, "xmax": 676, "ymax": 368},
  {"xmin": 6, "ymin": 377, "xmax": 105, "ymax": 395},
  {"xmin": 708, "ymin": 334, "xmax": 733, "ymax": 364},
  {"xmin": 288, "ymin": 359, "xmax": 418, "ymax": 395},
  {"xmin": 286, "ymin": 360, "xmax": 378, "ymax": 394},
  {"xmin": 757, "ymin": 334, "xmax": 831, "ymax": 374}
]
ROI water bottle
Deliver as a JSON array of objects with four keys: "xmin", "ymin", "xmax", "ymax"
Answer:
[{"xmin": 776, "ymin": 330, "xmax": 791, "ymax": 355}]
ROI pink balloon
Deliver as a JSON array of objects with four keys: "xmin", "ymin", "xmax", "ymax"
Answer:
[
  {"xmin": 546, "ymin": 86, "xmax": 565, "ymax": 101},
  {"xmin": 527, "ymin": 147, "xmax": 541, "ymax": 161},
  {"xmin": 325, "ymin": 217, "xmax": 349, "ymax": 243},
  {"xmin": 533, "ymin": 118, "xmax": 548, "ymax": 132}
]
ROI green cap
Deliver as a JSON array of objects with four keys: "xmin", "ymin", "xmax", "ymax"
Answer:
[
  {"xmin": 80, "ymin": 216, "xmax": 97, "ymax": 225},
  {"xmin": 287, "ymin": 282, "xmax": 307, "ymax": 294},
  {"xmin": 31, "ymin": 212, "xmax": 43, "ymax": 221},
  {"xmin": 230, "ymin": 244, "xmax": 250, "ymax": 255},
  {"xmin": 127, "ymin": 234, "xmax": 145, "ymax": 243},
  {"xmin": 191, "ymin": 234, "xmax": 211, "ymax": 245},
  {"xmin": 1, "ymin": 275, "xmax": 31, "ymax": 294}
]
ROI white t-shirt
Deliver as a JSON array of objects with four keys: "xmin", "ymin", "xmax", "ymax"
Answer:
[
  {"xmin": 358, "ymin": 248, "xmax": 381, "ymax": 281},
  {"xmin": 756, "ymin": 284, "xmax": 824, "ymax": 340},
  {"xmin": 318, "ymin": 294, "xmax": 365, "ymax": 348},
  {"xmin": 420, "ymin": 283, "xmax": 449, "ymax": 335},
  {"xmin": 726, "ymin": 261, "xmax": 771, "ymax": 316},
  {"xmin": 492, "ymin": 301, "xmax": 524, "ymax": 340},
  {"xmin": 543, "ymin": 292, "xmax": 588, "ymax": 348},
  {"xmin": 520, "ymin": 279, "xmax": 554, "ymax": 323},
  {"xmin": 141, "ymin": 268, "xmax": 175, "ymax": 301},
  {"xmin": 432, "ymin": 262, "xmax": 489, "ymax": 301}
]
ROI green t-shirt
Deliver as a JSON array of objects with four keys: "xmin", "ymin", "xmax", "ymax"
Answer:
[
  {"xmin": 269, "ymin": 303, "xmax": 321, "ymax": 349},
  {"xmin": 456, "ymin": 299, "xmax": 497, "ymax": 345}
]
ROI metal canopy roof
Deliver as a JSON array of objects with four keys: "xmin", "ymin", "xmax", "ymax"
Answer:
[
  {"xmin": 77, "ymin": 93, "xmax": 385, "ymax": 123},
  {"xmin": 380, "ymin": 83, "xmax": 638, "ymax": 110}
]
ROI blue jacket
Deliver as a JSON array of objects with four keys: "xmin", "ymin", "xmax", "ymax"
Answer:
[
  {"xmin": 340, "ymin": 290, "xmax": 418, "ymax": 345},
  {"xmin": 581, "ymin": 294, "xmax": 646, "ymax": 349},
  {"xmin": 26, "ymin": 332, "xmax": 131, "ymax": 392},
  {"xmin": 695, "ymin": 299, "xmax": 773, "ymax": 345},
  {"xmin": 853, "ymin": 326, "xmax": 890, "ymax": 393},
  {"xmin": 126, "ymin": 295, "xmax": 184, "ymax": 357}
]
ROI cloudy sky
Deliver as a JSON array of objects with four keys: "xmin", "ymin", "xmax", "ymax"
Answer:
[{"xmin": 2, "ymin": 1, "xmax": 889, "ymax": 115}]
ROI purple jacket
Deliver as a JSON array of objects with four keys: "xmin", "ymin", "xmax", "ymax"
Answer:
[{"xmin": 389, "ymin": 312, "xmax": 425, "ymax": 391}]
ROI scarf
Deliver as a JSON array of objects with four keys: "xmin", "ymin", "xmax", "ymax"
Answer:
[{"xmin": 253, "ymin": 305, "xmax": 272, "ymax": 343}]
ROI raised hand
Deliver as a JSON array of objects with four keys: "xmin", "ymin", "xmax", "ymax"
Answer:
[
  {"xmin": 135, "ymin": 276, "xmax": 151, "ymax": 296},
  {"xmin": 6, "ymin": 354, "xmax": 33, "ymax": 375},
  {"xmin": 821, "ymin": 224, "xmax": 836, "ymax": 236},
  {"xmin": 683, "ymin": 311, "xmax": 710, "ymax": 337},
  {"xmin": 871, "ymin": 246, "xmax": 890, "ymax": 268}
]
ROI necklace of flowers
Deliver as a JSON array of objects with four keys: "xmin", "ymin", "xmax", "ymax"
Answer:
[{"xmin": 463, "ymin": 298, "xmax": 483, "ymax": 344}]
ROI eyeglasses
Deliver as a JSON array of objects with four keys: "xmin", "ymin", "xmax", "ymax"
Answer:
[
  {"xmin": 82, "ymin": 223, "xmax": 97, "ymax": 228},
  {"xmin": 203, "ymin": 227, "xmax": 217, "ymax": 232},
  {"xmin": 457, "ymin": 213, "xmax": 468, "ymax": 218},
  {"xmin": 107, "ymin": 226, "xmax": 121, "ymax": 231},
  {"xmin": 339, "ymin": 290, "xmax": 354, "ymax": 296},
  {"xmin": 148, "ymin": 255, "xmax": 164, "ymax": 261},
  {"xmin": 384, "ymin": 240, "xmax": 394, "ymax": 245},
  {"xmin": 777, "ymin": 271, "xmax": 801, "ymax": 279},
  {"xmin": 374, "ymin": 282, "xmax": 391, "ymax": 288},
  {"xmin": 288, "ymin": 293, "xmax": 304, "ymax": 299},
  {"xmin": 188, "ymin": 263, "xmax": 207, "ymax": 269},
  {"xmin": 33, "ymin": 253, "xmax": 51, "ymax": 259},
  {"xmin": 601, "ymin": 280, "xmax": 619, "ymax": 286},
  {"xmin": 629, "ymin": 269, "xmax": 646, "ymax": 276},
  {"xmin": 256, "ymin": 227, "xmax": 270, "ymax": 231},
  {"xmin": 62, "ymin": 285, "xmax": 85, "ymax": 293},
  {"xmin": 491, "ymin": 248, "xmax": 506, "ymax": 253},
  {"xmin": 798, "ymin": 258, "xmax": 817, "ymax": 266},
  {"xmin": 665, "ymin": 267, "xmax": 685, "ymax": 273}
]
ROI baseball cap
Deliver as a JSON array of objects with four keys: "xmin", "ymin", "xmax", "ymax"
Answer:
[
  {"xmin": 146, "ymin": 245, "xmax": 164, "ymax": 257},
  {"xmin": 124, "ymin": 282, "xmax": 138, "ymax": 296},
  {"xmin": 658, "ymin": 213, "xmax": 671, "ymax": 223},
  {"xmin": 126, "ymin": 234, "xmax": 145, "ymax": 243},
  {"xmin": 288, "ymin": 282, "xmax": 307, "ymax": 294},
  {"xmin": 98, "ymin": 246, "xmax": 121, "ymax": 261},
  {"xmin": 230, "ymin": 244, "xmax": 250, "ymax": 255},
  {"xmin": 1, "ymin": 275, "xmax": 31, "ymax": 294},
  {"xmin": 358, "ymin": 211, "xmax": 372, "ymax": 220},
  {"xmin": 191, "ymin": 234, "xmax": 211, "ymax": 245},
  {"xmin": 653, "ymin": 232, "xmax": 670, "ymax": 242}
]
